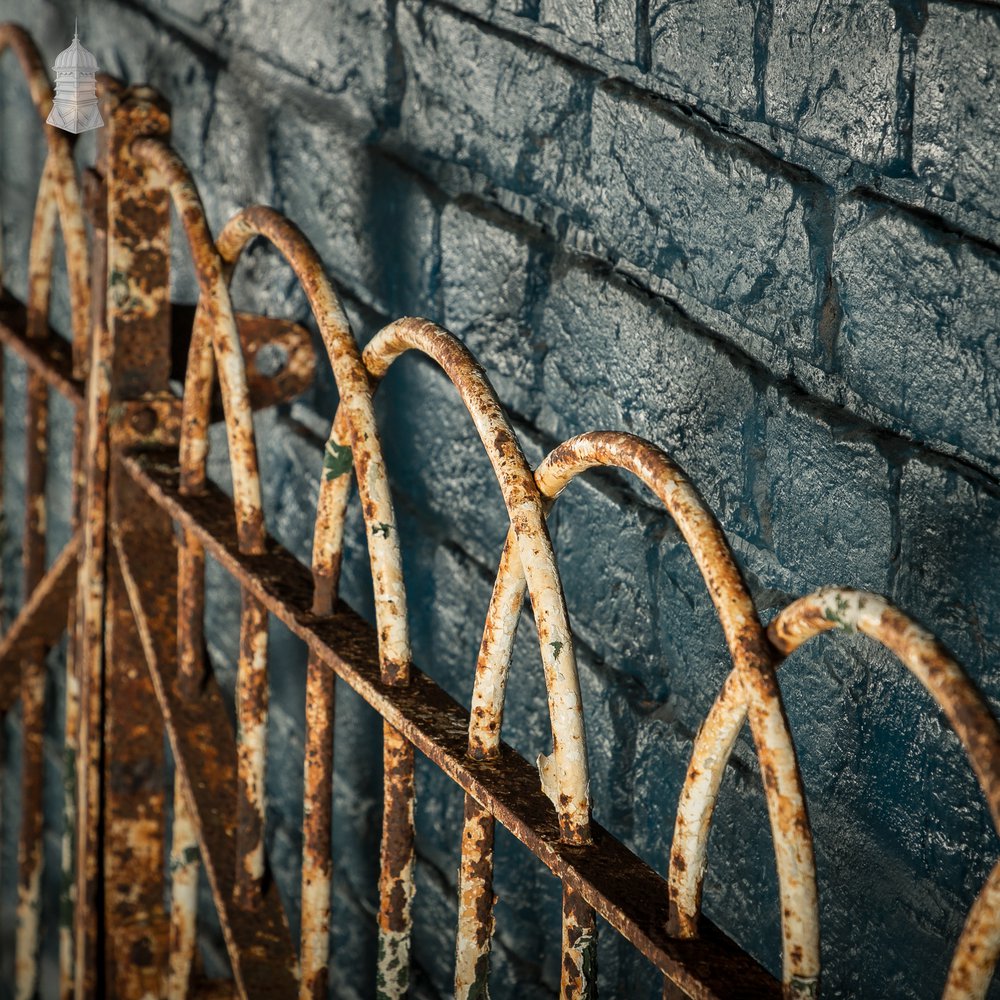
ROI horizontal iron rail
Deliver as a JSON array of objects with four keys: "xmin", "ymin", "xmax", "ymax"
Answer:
[
  {"xmin": 120, "ymin": 445, "xmax": 782, "ymax": 1000},
  {"xmin": 0, "ymin": 290, "xmax": 314, "ymax": 417},
  {"xmin": 0, "ymin": 529, "xmax": 79, "ymax": 711},
  {"xmin": 0, "ymin": 290, "xmax": 85, "ymax": 406}
]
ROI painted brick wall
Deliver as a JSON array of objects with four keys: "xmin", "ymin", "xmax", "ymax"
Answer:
[{"xmin": 1, "ymin": 0, "xmax": 999, "ymax": 997}]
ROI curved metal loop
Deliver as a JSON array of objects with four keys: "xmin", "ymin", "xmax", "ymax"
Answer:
[
  {"xmin": 1, "ymin": 26, "xmax": 92, "ymax": 998},
  {"xmin": 211, "ymin": 207, "xmax": 415, "ymax": 997},
  {"xmin": 0, "ymin": 23, "xmax": 92, "ymax": 371},
  {"xmin": 131, "ymin": 137, "xmax": 265, "ymax": 555},
  {"xmin": 463, "ymin": 430, "xmax": 818, "ymax": 995},
  {"xmin": 762, "ymin": 587, "xmax": 1000, "ymax": 1000},
  {"xmin": 26, "ymin": 154, "xmax": 58, "ymax": 333},
  {"xmin": 948, "ymin": 860, "xmax": 1000, "ymax": 1000},
  {"xmin": 0, "ymin": 22, "xmax": 53, "ymax": 119},
  {"xmin": 325, "ymin": 317, "xmax": 592, "ymax": 843},
  {"xmin": 212, "ymin": 205, "xmax": 410, "ymax": 677}
]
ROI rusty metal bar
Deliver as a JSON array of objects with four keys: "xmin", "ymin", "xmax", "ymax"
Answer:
[
  {"xmin": 170, "ymin": 305, "xmax": 317, "ymax": 416},
  {"xmin": 562, "ymin": 883, "xmax": 597, "ymax": 1000},
  {"xmin": 120, "ymin": 447, "xmax": 783, "ymax": 998},
  {"xmin": 129, "ymin": 137, "xmax": 273, "ymax": 912},
  {"xmin": 0, "ymin": 24, "xmax": 91, "ymax": 373},
  {"xmin": 348, "ymin": 318, "xmax": 592, "ymax": 995},
  {"xmin": 17, "ymin": 83, "xmax": 67, "ymax": 1000},
  {"xmin": 110, "ymin": 483, "xmax": 299, "ymax": 999},
  {"xmin": 235, "ymin": 590, "xmax": 269, "ymax": 908},
  {"xmin": 0, "ymin": 61, "xmax": 91, "ymax": 991},
  {"xmin": 361, "ymin": 319, "xmax": 590, "ymax": 843},
  {"xmin": 167, "ymin": 780, "xmax": 200, "ymax": 999},
  {"xmin": 60, "ymin": 507, "xmax": 81, "ymax": 1000},
  {"xmin": 457, "ymin": 430, "xmax": 817, "ymax": 997},
  {"xmin": 764, "ymin": 588, "xmax": 1000, "ymax": 1000},
  {"xmin": 212, "ymin": 204, "xmax": 412, "ymax": 994},
  {"xmin": 0, "ymin": 531, "xmax": 79, "ymax": 709},
  {"xmin": 103, "ymin": 534, "xmax": 169, "ymax": 996},
  {"xmin": 950, "ymin": 860, "xmax": 1000, "ymax": 1000},
  {"xmin": 69, "ymin": 82, "xmax": 172, "ymax": 998},
  {"xmin": 300, "ymin": 644, "xmax": 335, "ymax": 999},
  {"xmin": 131, "ymin": 137, "xmax": 263, "ymax": 547},
  {"xmin": 0, "ymin": 294, "xmax": 85, "ymax": 406},
  {"xmin": 213, "ymin": 206, "xmax": 409, "ymax": 676},
  {"xmin": 455, "ymin": 795, "xmax": 495, "ymax": 998}
]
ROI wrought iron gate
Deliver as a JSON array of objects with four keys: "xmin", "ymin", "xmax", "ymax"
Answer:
[{"xmin": 1, "ymin": 23, "xmax": 999, "ymax": 1000}]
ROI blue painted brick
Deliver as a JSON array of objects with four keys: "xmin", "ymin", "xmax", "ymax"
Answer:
[
  {"xmin": 833, "ymin": 195, "xmax": 1000, "ymax": 473},
  {"xmin": 764, "ymin": 0, "xmax": 903, "ymax": 168},
  {"xmin": 583, "ymin": 83, "xmax": 822, "ymax": 357},
  {"xmin": 649, "ymin": 0, "xmax": 759, "ymax": 115},
  {"xmin": 914, "ymin": 3, "xmax": 1000, "ymax": 230},
  {"xmin": 395, "ymin": 1, "xmax": 592, "ymax": 199},
  {"xmin": 537, "ymin": 0, "xmax": 637, "ymax": 66}
]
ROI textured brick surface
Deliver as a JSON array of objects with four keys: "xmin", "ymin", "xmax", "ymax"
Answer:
[
  {"xmin": 649, "ymin": 0, "xmax": 759, "ymax": 114},
  {"xmin": 583, "ymin": 83, "xmax": 822, "ymax": 355},
  {"xmin": 914, "ymin": 3, "xmax": 1000, "ymax": 226},
  {"xmin": 764, "ymin": 0, "xmax": 903, "ymax": 167},
  {"xmin": 538, "ymin": 0, "xmax": 637, "ymax": 65},
  {"xmin": 834, "ymin": 195, "xmax": 1000, "ymax": 470},
  {"xmin": 2, "ymin": 0, "xmax": 1000, "ymax": 997},
  {"xmin": 395, "ymin": 2, "xmax": 591, "ymax": 199}
]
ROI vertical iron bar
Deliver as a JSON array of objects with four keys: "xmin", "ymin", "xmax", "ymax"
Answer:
[
  {"xmin": 61, "ymin": 79, "xmax": 115, "ymax": 999},
  {"xmin": 234, "ymin": 591, "xmax": 269, "ymax": 908},
  {"xmin": 300, "ymin": 648, "xmax": 335, "ymax": 999},
  {"xmin": 561, "ymin": 884, "xmax": 597, "ymax": 1000},
  {"xmin": 455, "ymin": 797, "xmax": 495, "ymax": 1000},
  {"xmin": 74, "ymin": 84, "xmax": 171, "ymax": 999},
  {"xmin": 16, "ymin": 151, "xmax": 57, "ymax": 1000},
  {"xmin": 377, "ymin": 723, "xmax": 416, "ymax": 1000},
  {"xmin": 170, "ymin": 534, "xmax": 204, "ymax": 989},
  {"xmin": 167, "ymin": 780, "xmax": 199, "ymax": 998}
]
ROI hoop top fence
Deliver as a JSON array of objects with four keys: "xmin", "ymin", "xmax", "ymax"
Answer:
[{"xmin": 0, "ymin": 23, "xmax": 998, "ymax": 1000}]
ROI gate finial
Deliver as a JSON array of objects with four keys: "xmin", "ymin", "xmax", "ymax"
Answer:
[{"xmin": 46, "ymin": 20, "xmax": 104, "ymax": 134}]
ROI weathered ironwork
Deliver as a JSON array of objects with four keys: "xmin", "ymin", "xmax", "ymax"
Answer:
[{"xmin": 1, "ymin": 23, "xmax": 999, "ymax": 1000}]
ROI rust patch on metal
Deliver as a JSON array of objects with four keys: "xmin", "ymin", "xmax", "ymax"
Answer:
[
  {"xmin": 360, "ymin": 320, "xmax": 590, "ymax": 843},
  {"xmin": 122, "ymin": 448, "xmax": 783, "ymax": 1000},
  {"xmin": 765, "ymin": 587, "xmax": 1000, "ymax": 999},
  {"xmin": 0, "ymin": 532, "xmax": 80, "ymax": 710},
  {"xmin": 455, "ymin": 796, "xmax": 495, "ymax": 1000},
  {"xmin": 0, "ymin": 294, "xmax": 84, "ymax": 405},
  {"xmin": 561, "ymin": 882, "xmax": 597, "ymax": 999},
  {"xmin": 301, "ymin": 649, "xmax": 335, "ymax": 1000},
  {"xmin": 111, "ymin": 492, "xmax": 298, "ymax": 998},
  {"xmin": 235, "ymin": 591, "xmax": 269, "ymax": 909},
  {"xmin": 463, "ymin": 430, "xmax": 815, "ymax": 994},
  {"xmin": 103, "ymin": 463, "xmax": 169, "ymax": 997},
  {"xmin": 167, "ymin": 774, "xmax": 199, "ymax": 998}
]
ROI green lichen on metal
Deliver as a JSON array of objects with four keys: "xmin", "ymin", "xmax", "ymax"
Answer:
[
  {"xmin": 323, "ymin": 439, "xmax": 353, "ymax": 481},
  {"xmin": 372, "ymin": 522, "xmax": 392, "ymax": 538},
  {"xmin": 823, "ymin": 592, "xmax": 857, "ymax": 633},
  {"xmin": 549, "ymin": 640, "xmax": 564, "ymax": 658},
  {"xmin": 375, "ymin": 933, "xmax": 409, "ymax": 1000}
]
